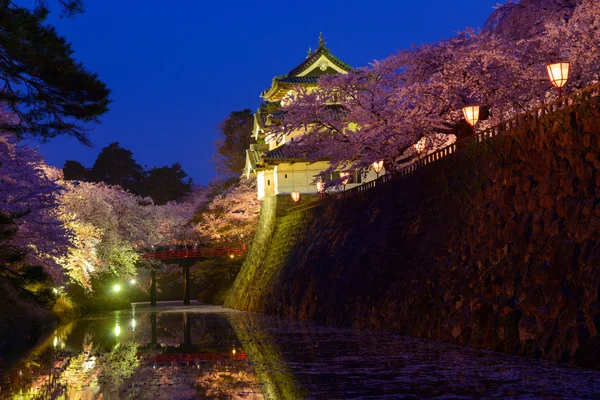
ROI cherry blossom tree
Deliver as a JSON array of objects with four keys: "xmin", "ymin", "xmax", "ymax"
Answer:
[
  {"xmin": 57, "ymin": 180, "xmax": 156, "ymax": 288},
  {"xmin": 149, "ymin": 187, "xmax": 210, "ymax": 248},
  {"xmin": 269, "ymin": 0, "xmax": 600, "ymax": 179},
  {"xmin": 0, "ymin": 133, "xmax": 69, "ymax": 282},
  {"xmin": 194, "ymin": 178, "xmax": 260, "ymax": 244}
]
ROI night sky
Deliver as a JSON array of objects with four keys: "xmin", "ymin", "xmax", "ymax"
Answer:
[{"xmin": 38, "ymin": 0, "xmax": 500, "ymax": 185}]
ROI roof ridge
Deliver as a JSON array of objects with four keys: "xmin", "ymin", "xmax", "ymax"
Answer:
[{"xmin": 286, "ymin": 45, "xmax": 352, "ymax": 77}]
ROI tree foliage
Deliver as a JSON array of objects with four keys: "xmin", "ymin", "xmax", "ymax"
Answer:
[
  {"xmin": 212, "ymin": 109, "xmax": 254, "ymax": 178},
  {"xmin": 88, "ymin": 142, "xmax": 144, "ymax": 190},
  {"xmin": 64, "ymin": 142, "xmax": 193, "ymax": 204},
  {"xmin": 0, "ymin": 133, "xmax": 70, "ymax": 281},
  {"xmin": 193, "ymin": 177, "xmax": 260, "ymax": 244},
  {"xmin": 139, "ymin": 163, "xmax": 192, "ymax": 205},
  {"xmin": 270, "ymin": 0, "xmax": 600, "ymax": 179},
  {"xmin": 0, "ymin": 1, "xmax": 110, "ymax": 145}
]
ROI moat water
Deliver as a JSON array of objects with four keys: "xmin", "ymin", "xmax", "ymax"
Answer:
[{"xmin": 2, "ymin": 303, "xmax": 600, "ymax": 399}]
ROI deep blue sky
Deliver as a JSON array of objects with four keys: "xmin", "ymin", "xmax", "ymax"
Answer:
[{"xmin": 38, "ymin": 0, "xmax": 500, "ymax": 185}]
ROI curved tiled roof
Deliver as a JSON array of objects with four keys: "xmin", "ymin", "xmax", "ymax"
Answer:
[
  {"xmin": 261, "ymin": 44, "xmax": 353, "ymax": 101},
  {"xmin": 286, "ymin": 45, "xmax": 353, "ymax": 77},
  {"xmin": 275, "ymin": 76, "xmax": 319, "ymax": 85},
  {"xmin": 263, "ymin": 144, "xmax": 329, "ymax": 163}
]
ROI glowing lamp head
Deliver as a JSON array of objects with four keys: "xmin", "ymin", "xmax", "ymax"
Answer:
[
  {"xmin": 113, "ymin": 284, "xmax": 121, "ymax": 293},
  {"xmin": 229, "ymin": 254, "xmax": 235, "ymax": 259},
  {"xmin": 316, "ymin": 181, "xmax": 325, "ymax": 193},
  {"xmin": 291, "ymin": 191, "xmax": 301, "ymax": 203},
  {"xmin": 462, "ymin": 105, "xmax": 480, "ymax": 127},
  {"xmin": 340, "ymin": 172, "xmax": 350, "ymax": 186},
  {"xmin": 372, "ymin": 160, "xmax": 384, "ymax": 174},
  {"xmin": 546, "ymin": 62, "xmax": 570, "ymax": 89},
  {"xmin": 130, "ymin": 279, "xmax": 136, "ymax": 285}
]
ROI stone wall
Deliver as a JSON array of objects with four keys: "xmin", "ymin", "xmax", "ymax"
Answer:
[{"xmin": 226, "ymin": 97, "xmax": 600, "ymax": 367}]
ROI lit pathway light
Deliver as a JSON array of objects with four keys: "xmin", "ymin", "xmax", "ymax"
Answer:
[{"xmin": 546, "ymin": 62, "xmax": 570, "ymax": 98}]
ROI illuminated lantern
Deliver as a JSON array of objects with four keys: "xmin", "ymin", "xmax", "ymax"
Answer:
[
  {"xmin": 340, "ymin": 172, "xmax": 350, "ymax": 189},
  {"xmin": 316, "ymin": 181, "xmax": 325, "ymax": 198},
  {"xmin": 291, "ymin": 191, "xmax": 301, "ymax": 203},
  {"xmin": 462, "ymin": 105, "xmax": 480, "ymax": 127},
  {"xmin": 414, "ymin": 137, "xmax": 427, "ymax": 157},
  {"xmin": 316, "ymin": 181, "xmax": 324, "ymax": 193},
  {"xmin": 546, "ymin": 62, "xmax": 570, "ymax": 98},
  {"xmin": 372, "ymin": 160, "xmax": 384, "ymax": 178}
]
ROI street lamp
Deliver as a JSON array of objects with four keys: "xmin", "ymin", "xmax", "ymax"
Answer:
[
  {"xmin": 291, "ymin": 191, "xmax": 301, "ymax": 203},
  {"xmin": 372, "ymin": 160, "xmax": 384, "ymax": 178},
  {"xmin": 546, "ymin": 62, "xmax": 570, "ymax": 98}
]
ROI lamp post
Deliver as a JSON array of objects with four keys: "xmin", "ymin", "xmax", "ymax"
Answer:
[
  {"xmin": 291, "ymin": 191, "xmax": 301, "ymax": 203},
  {"xmin": 546, "ymin": 62, "xmax": 570, "ymax": 98},
  {"xmin": 372, "ymin": 160, "xmax": 384, "ymax": 179},
  {"xmin": 462, "ymin": 105, "xmax": 480, "ymax": 135}
]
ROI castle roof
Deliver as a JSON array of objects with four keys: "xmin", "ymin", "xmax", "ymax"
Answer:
[{"xmin": 261, "ymin": 37, "xmax": 352, "ymax": 102}]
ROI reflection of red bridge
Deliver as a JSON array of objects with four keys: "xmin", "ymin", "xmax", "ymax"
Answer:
[
  {"xmin": 147, "ymin": 246, "xmax": 246, "ymax": 261},
  {"xmin": 151, "ymin": 351, "xmax": 248, "ymax": 363}
]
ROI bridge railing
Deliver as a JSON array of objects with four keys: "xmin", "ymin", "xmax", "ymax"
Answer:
[
  {"xmin": 147, "ymin": 247, "xmax": 245, "ymax": 260},
  {"xmin": 284, "ymin": 81, "xmax": 600, "ymax": 215}
]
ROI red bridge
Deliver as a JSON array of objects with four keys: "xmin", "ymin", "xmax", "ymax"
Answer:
[
  {"xmin": 146, "ymin": 245, "xmax": 248, "ymax": 308},
  {"xmin": 147, "ymin": 246, "xmax": 246, "ymax": 261}
]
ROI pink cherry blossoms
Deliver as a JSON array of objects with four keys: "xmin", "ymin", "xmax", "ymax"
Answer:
[{"xmin": 269, "ymin": 0, "xmax": 600, "ymax": 179}]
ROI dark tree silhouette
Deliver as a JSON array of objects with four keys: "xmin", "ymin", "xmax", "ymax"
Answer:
[
  {"xmin": 0, "ymin": 1, "xmax": 110, "ymax": 145},
  {"xmin": 213, "ymin": 109, "xmax": 254, "ymax": 178},
  {"xmin": 140, "ymin": 163, "xmax": 192, "ymax": 205},
  {"xmin": 63, "ymin": 160, "xmax": 89, "ymax": 181},
  {"xmin": 89, "ymin": 142, "xmax": 144, "ymax": 192}
]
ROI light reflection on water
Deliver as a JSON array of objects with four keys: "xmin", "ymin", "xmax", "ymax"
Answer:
[{"xmin": 2, "ymin": 304, "xmax": 600, "ymax": 399}]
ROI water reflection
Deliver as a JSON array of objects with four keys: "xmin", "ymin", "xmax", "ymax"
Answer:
[{"xmin": 2, "ymin": 305, "xmax": 600, "ymax": 399}]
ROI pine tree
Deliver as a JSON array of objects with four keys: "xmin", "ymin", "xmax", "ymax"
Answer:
[{"xmin": 0, "ymin": 1, "xmax": 110, "ymax": 145}]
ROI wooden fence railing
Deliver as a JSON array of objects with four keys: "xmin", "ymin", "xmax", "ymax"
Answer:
[
  {"xmin": 284, "ymin": 82, "xmax": 600, "ymax": 216},
  {"xmin": 147, "ymin": 247, "xmax": 246, "ymax": 260}
]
